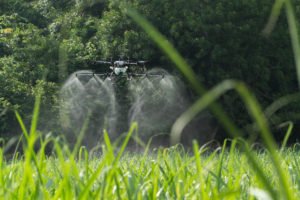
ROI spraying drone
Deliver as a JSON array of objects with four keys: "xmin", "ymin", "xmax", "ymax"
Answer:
[{"xmin": 75, "ymin": 59, "xmax": 164, "ymax": 80}]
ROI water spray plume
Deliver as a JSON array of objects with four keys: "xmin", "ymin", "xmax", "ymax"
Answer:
[
  {"xmin": 128, "ymin": 68, "xmax": 188, "ymax": 143},
  {"xmin": 59, "ymin": 70, "xmax": 117, "ymax": 149}
]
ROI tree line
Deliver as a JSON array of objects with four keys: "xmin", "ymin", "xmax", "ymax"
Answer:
[{"xmin": 0, "ymin": 0, "xmax": 299, "ymax": 141}]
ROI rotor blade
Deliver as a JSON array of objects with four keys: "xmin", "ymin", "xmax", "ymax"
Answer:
[
  {"xmin": 131, "ymin": 73, "xmax": 147, "ymax": 77},
  {"xmin": 75, "ymin": 72, "xmax": 109, "ymax": 78},
  {"xmin": 95, "ymin": 60, "xmax": 112, "ymax": 64},
  {"xmin": 131, "ymin": 73, "xmax": 164, "ymax": 78},
  {"xmin": 146, "ymin": 74, "xmax": 164, "ymax": 78},
  {"xmin": 75, "ymin": 72, "xmax": 94, "ymax": 77},
  {"xmin": 137, "ymin": 60, "xmax": 148, "ymax": 64},
  {"xmin": 128, "ymin": 62, "xmax": 138, "ymax": 65},
  {"xmin": 94, "ymin": 73, "xmax": 109, "ymax": 77}
]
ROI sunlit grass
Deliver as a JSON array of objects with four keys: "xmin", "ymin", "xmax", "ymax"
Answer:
[{"xmin": 1, "ymin": 136, "xmax": 300, "ymax": 199}]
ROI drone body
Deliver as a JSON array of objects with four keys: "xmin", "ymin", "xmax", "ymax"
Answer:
[
  {"xmin": 111, "ymin": 66, "xmax": 128, "ymax": 75},
  {"xmin": 76, "ymin": 59, "xmax": 164, "ymax": 79}
]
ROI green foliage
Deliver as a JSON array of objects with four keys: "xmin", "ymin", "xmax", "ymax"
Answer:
[
  {"xmin": 0, "ymin": 14, "xmax": 58, "ymax": 135},
  {"xmin": 1, "ymin": 0, "xmax": 300, "ymax": 140},
  {"xmin": 1, "ymin": 128, "xmax": 300, "ymax": 199}
]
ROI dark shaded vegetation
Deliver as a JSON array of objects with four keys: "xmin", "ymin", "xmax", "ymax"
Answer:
[{"xmin": 0, "ymin": 0, "xmax": 299, "ymax": 143}]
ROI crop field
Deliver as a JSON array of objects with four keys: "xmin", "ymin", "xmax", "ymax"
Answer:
[
  {"xmin": 0, "ymin": 114, "xmax": 299, "ymax": 200},
  {"xmin": 0, "ymin": 132, "xmax": 299, "ymax": 200}
]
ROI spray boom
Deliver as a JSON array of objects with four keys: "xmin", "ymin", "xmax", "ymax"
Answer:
[{"xmin": 76, "ymin": 59, "xmax": 163, "ymax": 80}]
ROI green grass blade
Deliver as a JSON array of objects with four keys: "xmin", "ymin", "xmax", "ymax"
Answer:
[
  {"xmin": 125, "ymin": 7, "xmax": 242, "ymax": 139},
  {"xmin": 234, "ymin": 82, "xmax": 293, "ymax": 200},
  {"xmin": 238, "ymin": 139, "xmax": 277, "ymax": 199},
  {"xmin": 279, "ymin": 121, "xmax": 294, "ymax": 150},
  {"xmin": 30, "ymin": 91, "xmax": 42, "ymax": 136},
  {"xmin": 114, "ymin": 122, "xmax": 138, "ymax": 165},
  {"xmin": 17, "ymin": 89, "xmax": 43, "ymax": 199},
  {"xmin": 192, "ymin": 140, "xmax": 208, "ymax": 199},
  {"xmin": 15, "ymin": 111, "xmax": 29, "ymax": 140},
  {"xmin": 170, "ymin": 80, "xmax": 236, "ymax": 144},
  {"xmin": 71, "ymin": 112, "xmax": 91, "ymax": 157},
  {"xmin": 143, "ymin": 137, "xmax": 153, "ymax": 157},
  {"xmin": 264, "ymin": 93, "xmax": 300, "ymax": 119},
  {"xmin": 217, "ymin": 140, "xmax": 227, "ymax": 191},
  {"xmin": 103, "ymin": 129, "xmax": 115, "ymax": 160},
  {"xmin": 263, "ymin": 0, "xmax": 285, "ymax": 34},
  {"xmin": 285, "ymin": 0, "xmax": 300, "ymax": 89}
]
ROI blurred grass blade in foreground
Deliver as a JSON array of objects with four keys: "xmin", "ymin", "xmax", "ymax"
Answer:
[
  {"xmin": 126, "ymin": 7, "xmax": 294, "ymax": 200},
  {"xmin": 125, "ymin": 6, "xmax": 242, "ymax": 139},
  {"xmin": 264, "ymin": 0, "xmax": 300, "ymax": 89},
  {"xmin": 285, "ymin": 0, "xmax": 300, "ymax": 89}
]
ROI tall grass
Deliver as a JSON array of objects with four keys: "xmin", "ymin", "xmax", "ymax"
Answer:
[
  {"xmin": 0, "ymin": 1, "xmax": 300, "ymax": 199},
  {"xmin": 265, "ymin": 0, "xmax": 300, "ymax": 88},
  {"xmin": 2, "ymin": 130, "xmax": 300, "ymax": 199}
]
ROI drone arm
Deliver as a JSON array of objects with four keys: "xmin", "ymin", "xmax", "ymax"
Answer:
[
  {"xmin": 130, "ymin": 73, "xmax": 164, "ymax": 78},
  {"xmin": 75, "ymin": 72, "xmax": 110, "ymax": 78},
  {"xmin": 94, "ymin": 61, "xmax": 112, "ymax": 64}
]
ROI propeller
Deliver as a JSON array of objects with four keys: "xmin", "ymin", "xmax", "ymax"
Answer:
[
  {"xmin": 94, "ymin": 60, "xmax": 112, "ymax": 65},
  {"xmin": 114, "ymin": 60, "xmax": 140, "ymax": 66},
  {"xmin": 130, "ymin": 73, "xmax": 164, "ymax": 78},
  {"xmin": 75, "ymin": 72, "xmax": 108, "ymax": 77},
  {"xmin": 137, "ymin": 60, "xmax": 148, "ymax": 64},
  {"xmin": 94, "ymin": 59, "xmax": 148, "ymax": 66}
]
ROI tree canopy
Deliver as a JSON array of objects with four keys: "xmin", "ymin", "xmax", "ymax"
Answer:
[{"xmin": 0, "ymin": 0, "xmax": 299, "ymax": 140}]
